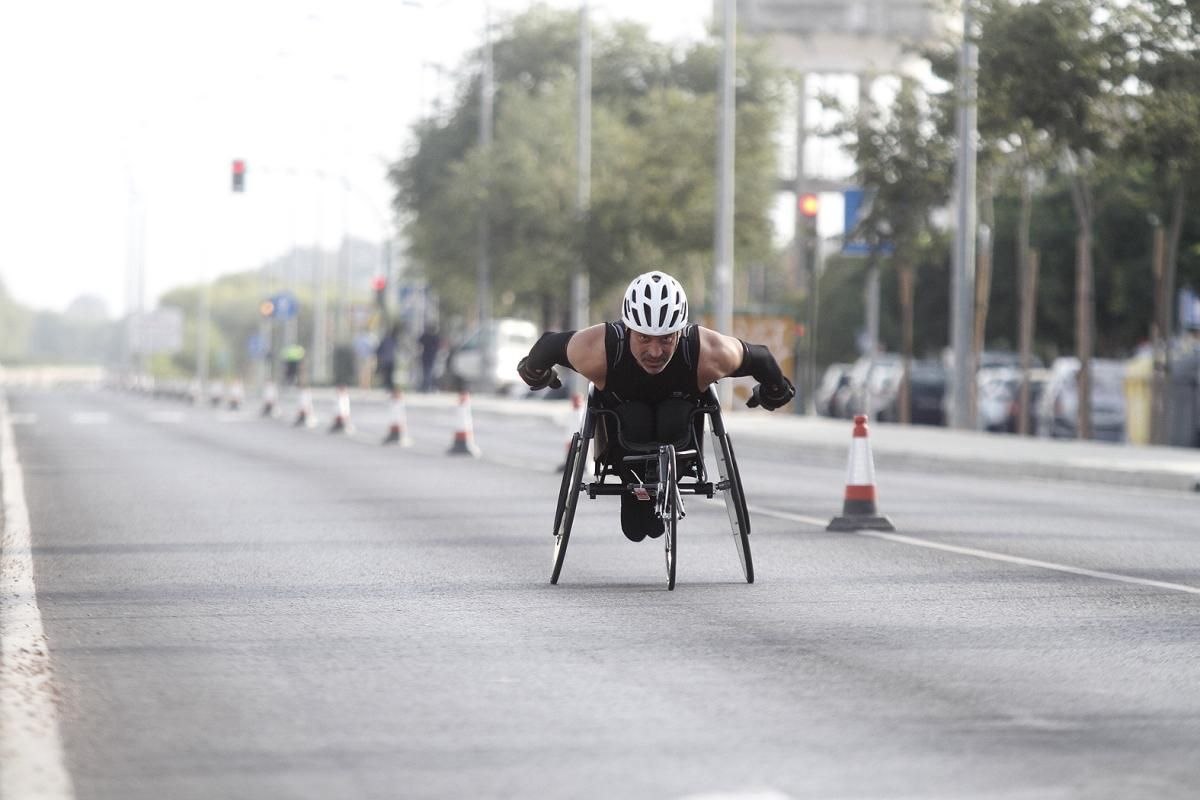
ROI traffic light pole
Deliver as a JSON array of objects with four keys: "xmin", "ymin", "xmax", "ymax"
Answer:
[{"xmin": 713, "ymin": 0, "xmax": 736, "ymax": 409}]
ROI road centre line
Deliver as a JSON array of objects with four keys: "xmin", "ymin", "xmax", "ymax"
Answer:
[
  {"xmin": 751, "ymin": 504, "xmax": 1200, "ymax": 597},
  {"xmin": 0, "ymin": 393, "xmax": 76, "ymax": 799}
]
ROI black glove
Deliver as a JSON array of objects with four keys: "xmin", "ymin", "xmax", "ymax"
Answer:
[
  {"xmin": 517, "ymin": 356, "xmax": 562, "ymax": 391},
  {"xmin": 747, "ymin": 378, "xmax": 795, "ymax": 411}
]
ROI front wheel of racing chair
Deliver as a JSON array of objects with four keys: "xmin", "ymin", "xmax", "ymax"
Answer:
[
  {"xmin": 551, "ymin": 429, "xmax": 590, "ymax": 584},
  {"xmin": 656, "ymin": 444, "xmax": 680, "ymax": 590},
  {"xmin": 706, "ymin": 390, "xmax": 753, "ymax": 584}
]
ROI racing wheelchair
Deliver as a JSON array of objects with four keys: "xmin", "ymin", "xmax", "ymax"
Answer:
[{"xmin": 551, "ymin": 385, "xmax": 752, "ymax": 590}]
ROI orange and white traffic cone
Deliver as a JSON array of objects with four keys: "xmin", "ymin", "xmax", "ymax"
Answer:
[
  {"xmin": 328, "ymin": 386, "xmax": 353, "ymax": 434},
  {"xmin": 382, "ymin": 389, "xmax": 413, "ymax": 446},
  {"xmin": 261, "ymin": 380, "xmax": 278, "ymax": 418},
  {"xmin": 827, "ymin": 414, "xmax": 895, "ymax": 531},
  {"xmin": 447, "ymin": 392, "xmax": 481, "ymax": 456},
  {"xmin": 228, "ymin": 379, "xmax": 244, "ymax": 411},
  {"xmin": 294, "ymin": 387, "xmax": 317, "ymax": 428}
]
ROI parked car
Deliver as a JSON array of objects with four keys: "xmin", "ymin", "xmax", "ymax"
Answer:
[
  {"xmin": 1035, "ymin": 358, "xmax": 1126, "ymax": 441},
  {"xmin": 841, "ymin": 353, "xmax": 901, "ymax": 419},
  {"xmin": 976, "ymin": 366, "xmax": 1050, "ymax": 433},
  {"xmin": 877, "ymin": 360, "xmax": 947, "ymax": 426},
  {"xmin": 814, "ymin": 362, "xmax": 852, "ymax": 417},
  {"xmin": 445, "ymin": 318, "xmax": 539, "ymax": 394}
]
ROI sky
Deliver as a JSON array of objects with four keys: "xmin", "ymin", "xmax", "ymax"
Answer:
[{"xmin": 0, "ymin": 0, "xmax": 715, "ymax": 317}]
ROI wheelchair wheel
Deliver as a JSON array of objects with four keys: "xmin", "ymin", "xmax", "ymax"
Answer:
[
  {"xmin": 657, "ymin": 445, "xmax": 678, "ymax": 591},
  {"xmin": 551, "ymin": 431, "xmax": 589, "ymax": 585},
  {"xmin": 712, "ymin": 431, "xmax": 753, "ymax": 584}
]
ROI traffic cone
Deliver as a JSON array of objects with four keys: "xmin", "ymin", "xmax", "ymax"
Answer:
[
  {"xmin": 261, "ymin": 380, "xmax": 278, "ymax": 418},
  {"xmin": 328, "ymin": 386, "xmax": 353, "ymax": 434},
  {"xmin": 827, "ymin": 415, "xmax": 895, "ymax": 532},
  {"xmin": 382, "ymin": 389, "xmax": 413, "ymax": 446},
  {"xmin": 293, "ymin": 387, "xmax": 317, "ymax": 428},
  {"xmin": 228, "ymin": 380, "xmax": 244, "ymax": 411},
  {"xmin": 447, "ymin": 392, "xmax": 481, "ymax": 456}
]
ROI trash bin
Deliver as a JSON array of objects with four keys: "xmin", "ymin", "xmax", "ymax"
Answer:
[
  {"xmin": 1124, "ymin": 354, "xmax": 1152, "ymax": 445},
  {"xmin": 332, "ymin": 345, "xmax": 357, "ymax": 388}
]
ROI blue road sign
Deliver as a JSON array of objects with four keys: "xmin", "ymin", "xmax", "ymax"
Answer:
[
  {"xmin": 842, "ymin": 188, "xmax": 892, "ymax": 256},
  {"xmin": 247, "ymin": 333, "xmax": 268, "ymax": 359},
  {"xmin": 272, "ymin": 292, "xmax": 298, "ymax": 321}
]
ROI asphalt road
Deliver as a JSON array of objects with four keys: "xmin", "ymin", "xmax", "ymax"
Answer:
[{"xmin": 3, "ymin": 386, "xmax": 1200, "ymax": 799}]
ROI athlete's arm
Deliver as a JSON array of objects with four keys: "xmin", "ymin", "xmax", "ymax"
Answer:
[
  {"xmin": 697, "ymin": 326, "xmax": 795, "ymax": 410},
  {"xmin": 697, "ymin": 327, "xmax": 746, "ymax": 388},
  {"xmin": 517, "ymin": 324, "xmax": 608, "ymax": 390},
  {"xmin": 565, "ymin": 324, "xmax": 607, "ymax": 388}
]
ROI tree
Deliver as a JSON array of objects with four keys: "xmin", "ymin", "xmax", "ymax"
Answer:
[
  {"xmin": 832, "ymin": 78, "xmax": 954, "ymax": 423},
  {"xmin": 389, "ymin": 7, "xmax": 783, "ymax": 329}
]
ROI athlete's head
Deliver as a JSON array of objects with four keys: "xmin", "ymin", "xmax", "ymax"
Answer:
[{"xmin": 622, "ymin": 271, "xmax": 688, "ymax": 375}]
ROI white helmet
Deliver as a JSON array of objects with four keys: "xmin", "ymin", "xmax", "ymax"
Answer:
[{"xmin": 621, "ymin": 271, "xmax": 689, "ymax": 335}]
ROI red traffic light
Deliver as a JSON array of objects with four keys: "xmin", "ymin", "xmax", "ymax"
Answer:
[
  {"xmin": 232, "ymin": 159, "xmax": 246, "ymax": 192},
  {"xmin": 371, "ymin": 276, "xmax": 387, "ymax": 292},
  {"xmin": 799, "ymin": 193, "xmax": 819, "ymax": 219}
]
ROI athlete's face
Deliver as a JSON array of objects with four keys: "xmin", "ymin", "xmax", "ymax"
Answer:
[{"xmin": 630, "ymin": 331, "xmax": 680, "ymax": 375}]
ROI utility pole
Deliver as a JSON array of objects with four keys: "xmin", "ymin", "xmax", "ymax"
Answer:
[
  {"xmin": 571, "ymin": 0, "xmax": 592, "ymax": 398},
  {"xmin": 950, "ymin": 0, "xmax": 978, "ymax": 429},
  {"xmin": 477, "ymin": 0, "xmax": 495, "ymax": 391},
  {"xmin": 713, "ymin": 0, "xmax": 736, "ymax": 409}
]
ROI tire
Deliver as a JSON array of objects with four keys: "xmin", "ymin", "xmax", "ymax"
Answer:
[
  {"xmin": 712, "ymin": 431, "xmax": 753, "ymax": 584},
  {"xmin": 658, "ymin": 445, "xmax": 678, "ymax": 591},
  {"xmin": 551, "ymin": 432, "xmax": 588, "ymax": 584}
]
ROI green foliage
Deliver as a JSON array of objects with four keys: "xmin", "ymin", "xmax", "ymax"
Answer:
[
  {"xmin": 0, "ymin": 277, "xmax": 32, "ymax": 363},
  {"xmin": 390, "ymin": 7, "xmax": 784, "ymax": 326}
]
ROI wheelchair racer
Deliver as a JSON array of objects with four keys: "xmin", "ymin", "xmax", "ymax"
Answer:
[{"xmin": 518, "ymin": 270, "xmax": 794, "ymax": 542}]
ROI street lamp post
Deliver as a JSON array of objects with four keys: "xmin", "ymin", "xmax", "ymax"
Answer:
[
  {"xmin": 950, "ymin": 0, "xmax": 979, "ymax": 430},
  {"xmin": 571, "ymin": 0, "xmax": 592, "ymax": 398},
  {"xmin": 713, "ymin": 0, "xmax": 736, "ymax": 409},
  {"xmin": 477, "ymin": 0, "xmax": 495, "ymax": 391}
]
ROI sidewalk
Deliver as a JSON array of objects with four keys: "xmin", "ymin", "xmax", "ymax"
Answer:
[{"xmin": 283, "ymin": 387, "xmax": 1200, "ymax": 493}]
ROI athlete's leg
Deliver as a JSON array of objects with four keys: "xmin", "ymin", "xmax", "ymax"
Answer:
[{"xmin": 612, "ymin": 402, "xmax": 663, "ymax": 542}]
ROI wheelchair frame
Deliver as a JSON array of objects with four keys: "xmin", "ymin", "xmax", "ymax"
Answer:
[{"xmin": 551, "ymin": 385, "xmax": 753, "ymax": 590}]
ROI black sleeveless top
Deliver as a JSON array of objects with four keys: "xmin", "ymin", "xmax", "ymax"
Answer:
[{"xmin": 599, "ymin": 322, "xmax": 701, "ymax": 405}]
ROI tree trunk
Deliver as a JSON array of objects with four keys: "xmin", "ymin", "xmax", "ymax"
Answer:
[
  {"xmin": 1151, "ymin": 223, "xmax": 1167, "ymax": 445},
  {"xmin": 1164, "ymin": 180, "xmax": 1187, "ymax": 336},
  {"xmin": 899, "ymin": 262, "xmax": 914, "ymax": 425},
  {"xmin": 1162, "ymin": 180, "xmax": 1187, "ymax": 442},
  {"xmin": 1017, "ymin": 162, "xmax": 1034, "ymax": 348},
  {"xmin": 971, "ymin": 167, "xmax": 996, "ymax": 429},
  {"xmin": 1068, "ymin": 167, "xmax": 1094, "ymax": 442},
  {"xmin": 1017, "ymin": 249, "xmax": 1040, "ymax": 435},
  {"xmin": 1075, "ymin": 229, "xmax": 1094, "ymax": 441}
]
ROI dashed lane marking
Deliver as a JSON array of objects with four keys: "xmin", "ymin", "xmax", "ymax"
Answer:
[
  {"xmin": 67, "ymin": 411, "xmax": 110, "ymax": 425},
  {"xmin": 146, "ymin": 410, "xmax": 186, "ymax": 424},
  {"xmin": 8, "ymin": 413, "xmax": 37, "ymax": 425},
  {"xmin": 0, "ymin": 393, "xmax": 76, "ymax": 799},
  {"xmin": 751, "ymin": 504, "xmax": 1200, "ymax": 596}
]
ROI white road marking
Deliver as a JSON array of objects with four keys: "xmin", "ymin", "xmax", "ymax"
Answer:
[
  {"xmin": 8, "ymin": 413, "xmax": 37, "ymax": 426},
  {"xmin": 146, "ymin": 411, "xmax": 185, "ymax": 424},
  {"xmin": 751, "ymin": 504, "xmax": 1200, "ymax": 596},
  {"xmin": 68, "ymin": 411, "xmax": 109, "ymax": 425},
  {"xmin": 0, "ymin": 394, "xmax": 76, "ymax": 799}
]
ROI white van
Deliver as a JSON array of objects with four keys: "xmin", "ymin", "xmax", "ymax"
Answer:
[{"xmin": 447, "ymin": 318, "xmax": 539, "ymax": 394}]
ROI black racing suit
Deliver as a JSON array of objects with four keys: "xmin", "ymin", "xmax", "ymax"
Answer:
[{"xmin": 596, "ymin": 322, "xmax": 703, "ymax": 541}]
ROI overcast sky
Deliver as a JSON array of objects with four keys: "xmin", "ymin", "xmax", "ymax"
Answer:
[{"xmin": 0, "ymin": 0, "xmax": 715, "ymax": 316}]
